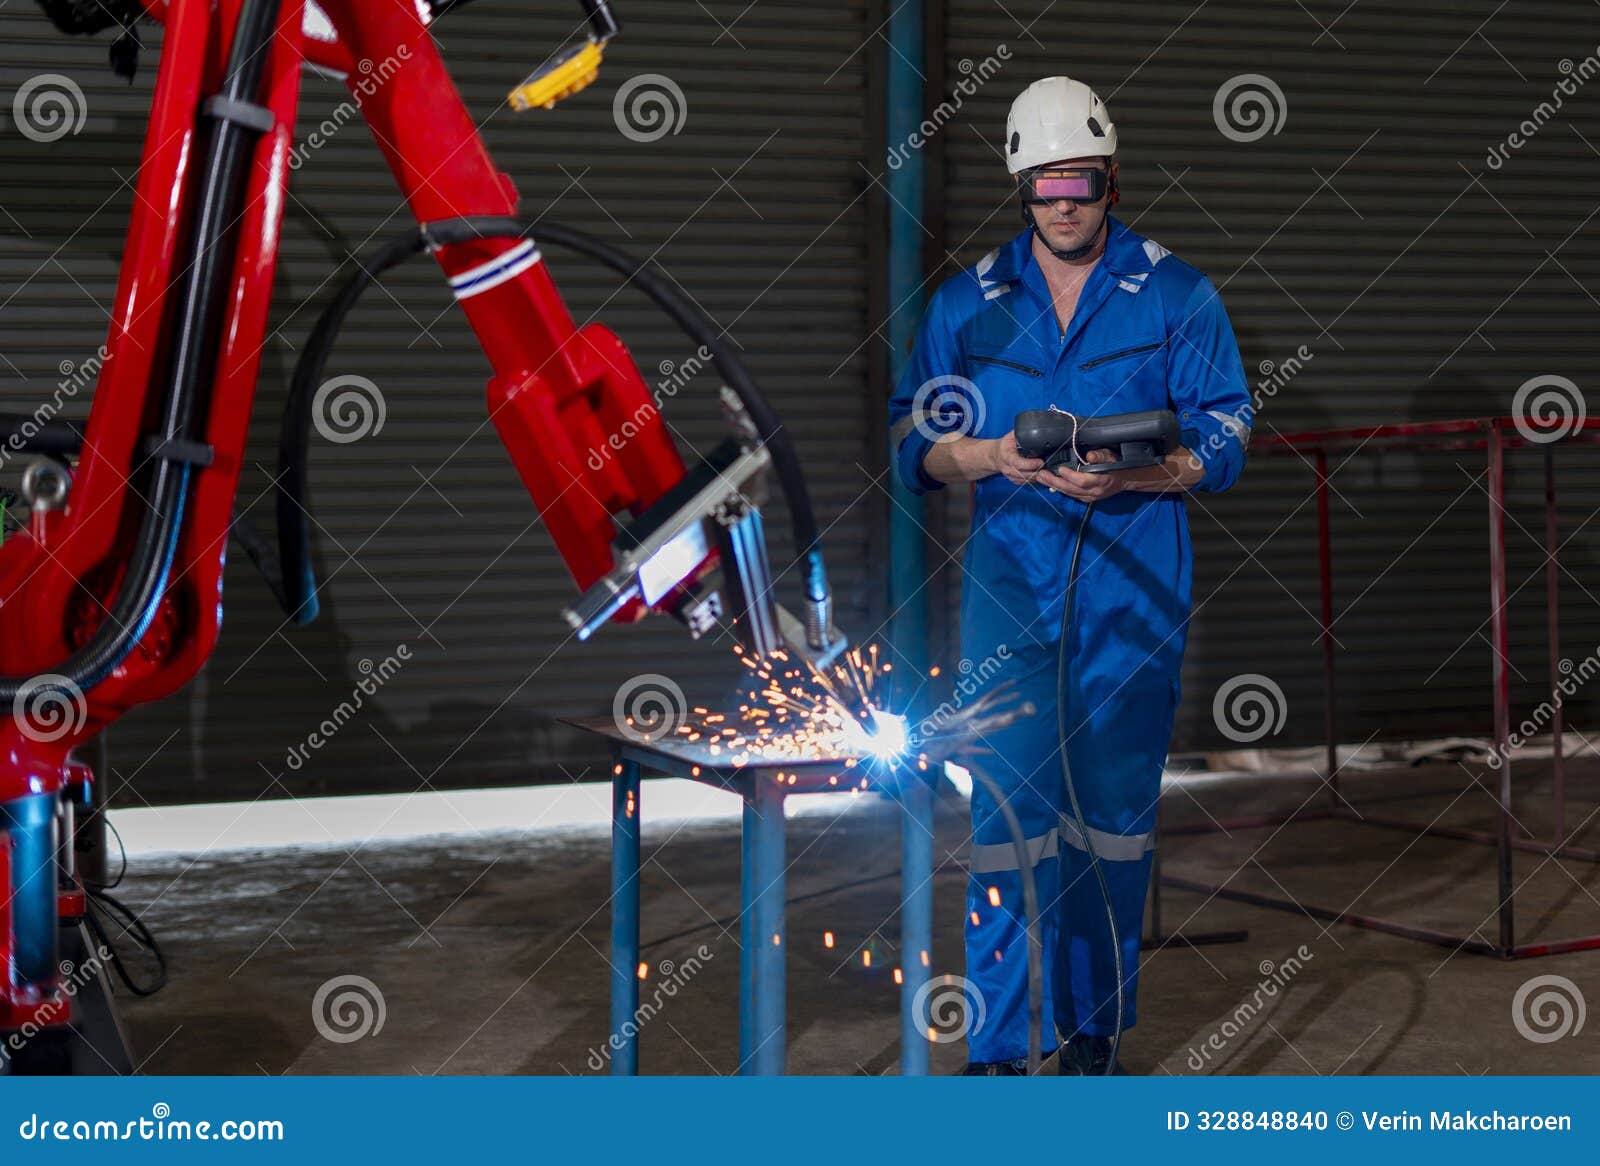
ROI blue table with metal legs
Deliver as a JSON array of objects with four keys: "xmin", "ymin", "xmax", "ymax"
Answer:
[{"xmin": 567, "ymin": 717, "xmax": 936, "ymax": 1076}]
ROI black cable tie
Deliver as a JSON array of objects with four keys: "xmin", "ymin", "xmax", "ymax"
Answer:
[
  {"xmin": 143, "ymin": 436, "xmax": 215, "ymax": 467},
  {"xmin": 202, "ymin": 94, "xmax": 275, "ymax": 134}
]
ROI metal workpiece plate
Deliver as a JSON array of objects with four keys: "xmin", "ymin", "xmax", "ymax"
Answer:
[{"xmin": 561, "ymin": 715, "xmax": 906, "ymax": 797}]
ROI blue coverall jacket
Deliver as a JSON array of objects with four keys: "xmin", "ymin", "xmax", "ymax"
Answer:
[{"xmin": 888, "ymin": 216, "xmax": 1251, "ymax": 1063}]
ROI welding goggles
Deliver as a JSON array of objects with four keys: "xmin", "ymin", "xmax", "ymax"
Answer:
[{"xmin": 1018, "ymin": 166, "xmax": 1110, "ymax": 206}]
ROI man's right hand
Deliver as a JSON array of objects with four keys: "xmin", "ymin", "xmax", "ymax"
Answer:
[
  {"xmin": 986, "ymin": 433, "xmax": 1046, "ymax": 485},
  {"xmin": 922, "ymin": 433, "xmax": 1047, "ymax": 486}
]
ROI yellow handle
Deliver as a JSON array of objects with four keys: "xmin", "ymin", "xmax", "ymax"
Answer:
[{"xmin": 507, "ymin": 41, "xmax": 605, "ymax": 112}]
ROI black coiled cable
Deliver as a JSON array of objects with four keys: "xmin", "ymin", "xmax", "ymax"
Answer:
[
  {"xmin": 83, "ymin": 889, "xmax": 168, "ymax": 998},
  {"xmin": 275, "ymin": 216, "xmax": 830, "ymax": 626},
  {"xmin": 1057, "ymin": 500, "xmax": 1125, "ymax": 1074},
  {"xmin": 965, "ymin": 498, "xmax": 1122, "ymax": 1076},
  {"xmin": 83, "ymin": 811, "xmax": 167, "ymax": 997}
]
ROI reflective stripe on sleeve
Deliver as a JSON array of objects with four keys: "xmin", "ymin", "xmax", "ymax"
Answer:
[{"xmin": 1206, "ymin": 408, "xmax": 1251, "ymax": 448}]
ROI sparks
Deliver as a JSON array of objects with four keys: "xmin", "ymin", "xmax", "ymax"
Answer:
[
  {"xmin": 663, "ymin": 642, "xmax": 913, "ymax": 769},
  {"xmin": 839, "ymin": 710, "xmax": 908, "ymax": 761},
  {"xmin": 653, "ymin": 640, "xmax": 1036, "ymax": 783}
]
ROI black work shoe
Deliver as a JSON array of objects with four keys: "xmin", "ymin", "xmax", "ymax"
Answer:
[
  {"xmin": 1058, "ymin": 1034, "xmax": 1128, "ymax": 1076},
  {"xmin": 960, "ymin": 1058, "xmax": 1027, "ymax": 1075}
]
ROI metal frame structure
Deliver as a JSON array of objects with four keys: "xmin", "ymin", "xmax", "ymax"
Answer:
[
  {"xmin": 566, "ymin": 716, "xmax": 936, "ymax": 1076},
  {"xmin": 1161, "ymin": 416, "xmax": 1600, "ymax": 959}
]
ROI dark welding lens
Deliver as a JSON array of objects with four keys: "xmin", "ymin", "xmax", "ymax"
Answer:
[{"xmin": 1021, "ymin": 168, "xmax": 1107, "ymax": 204}]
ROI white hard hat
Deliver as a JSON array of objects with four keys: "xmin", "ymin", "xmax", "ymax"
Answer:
[{"xmin": 1005, "ymin": 77, "xmax": 1117, "ymax": 173}]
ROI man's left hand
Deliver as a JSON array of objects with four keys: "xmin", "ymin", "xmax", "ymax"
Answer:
[
  {"xmin": 1036, "ymin": 446, "xmax": 1203, "ymax": 499},
  {"xmin": 1036, "ymin": 448, "xmax": 1130, "ymax": 499}
]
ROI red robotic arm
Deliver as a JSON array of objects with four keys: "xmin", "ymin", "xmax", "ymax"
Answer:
[{"xmin": 272, "ymin": 0, "xmax": 840, "ymax": 656}]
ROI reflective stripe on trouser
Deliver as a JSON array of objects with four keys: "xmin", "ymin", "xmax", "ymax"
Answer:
[{"xmin": 961, "ymin": 640, "xmax": 1173, "ymax": 1063}]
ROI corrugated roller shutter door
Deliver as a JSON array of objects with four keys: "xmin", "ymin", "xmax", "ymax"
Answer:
[
  {"xmin": 0, "ymin": 1, "xmax": 875, "ymax": 804},
  {"xmin": 938, "ymin": 0, "xmax": 1600, "ymax": 751}
]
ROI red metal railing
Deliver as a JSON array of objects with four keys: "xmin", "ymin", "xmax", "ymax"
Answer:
[{"xmin": 1163, "ymin": 416, "xmax": 1600, "ymax": 958}]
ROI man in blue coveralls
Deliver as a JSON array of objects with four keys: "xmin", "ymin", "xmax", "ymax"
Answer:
[{"xmin": 888, "ymin": 77, "xmax": 1252, "ymax": 1074}]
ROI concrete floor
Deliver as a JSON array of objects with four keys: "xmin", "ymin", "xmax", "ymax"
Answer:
[{"xmin": 111, "ymin": 755, "xmax": 1600, "ymax": 1075}]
